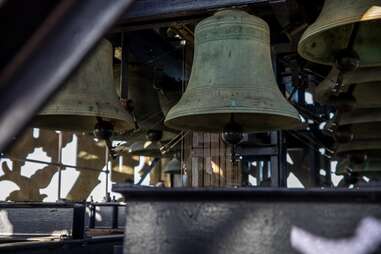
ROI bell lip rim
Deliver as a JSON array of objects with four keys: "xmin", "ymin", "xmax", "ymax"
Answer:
[
  {"xmin": 164, "ymin": 111, "xmax": 301, "ymax": 132},
  {"xmin": 298, "ymin": 12, "xmax": 381, "ymax": 66}
]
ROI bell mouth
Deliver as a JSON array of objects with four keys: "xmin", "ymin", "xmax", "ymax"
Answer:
[{"xmin": 165, "ymin": 112, "xmax": 300, "ymax": 133}]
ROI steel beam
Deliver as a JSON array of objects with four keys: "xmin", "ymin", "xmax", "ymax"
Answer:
[
  {"xmin": 116, "ymin": 0, "xmax": 275, "ymax": 29},
  {"xmin": 0, "ymin": 0, "xmax": 135, "ymax": 152}
]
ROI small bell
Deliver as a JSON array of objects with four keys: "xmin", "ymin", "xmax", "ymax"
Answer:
[
  {"xmin": 128, "ymin": 140, "xmax": 162, "ymax": 157},
  {"xmin": 163, "ymin": 156, "xmax": 181, "ymax": 174}
]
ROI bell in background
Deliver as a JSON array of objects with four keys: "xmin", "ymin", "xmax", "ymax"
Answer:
[
  {"xmin": 335, "ymin": 109, "xmax": 381, "ymax": 142},
  {"xmin": 335, "ymin": 132, "xmax": 381, "ymax": 179},
  {"xmin": 315, "ymin": 66, "xmax": 381, "ymax": 106},
  {"xmin": 298, "ymin": 0, "xmax": 381, "ymax": 67},
  {"xmin": 163, "ymin": 156, "xmax": 181, "ymax": 175},
  {"xmin": 336, "ymin": 157, "xmax": 381, "ymax": 179},
  {"xmin": 127, "ymin": 129, "xmax": 162, "ymax": 157},
  {"xmin": 113, "ymin": 61, "xmax": 180, "ymax": 145},
  {"xmin": 34, "ymin": 40, "xmax": 133, "ymax": 134},
  {"xmin": 339, "ymin": 108, "xmax": 381, "ymax": 126},
  {"xmin": 128, "ymin": 140, "xmax": 162, "ymax": 157},
  {"xmin": 124, "ymin": 63, "xmax": 163, "ymax": 131},
  {"xmin": 165, "ymin": 10, "xmax": 299, "ymax": 133}
]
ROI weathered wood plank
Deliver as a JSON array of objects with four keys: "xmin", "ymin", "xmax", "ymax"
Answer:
[{"xmin": 203, "ymin": 133, "xmax": 211, "ymax": 187}]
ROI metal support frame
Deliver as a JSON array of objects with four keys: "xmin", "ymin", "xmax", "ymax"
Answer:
[
  {"xmin": 0, "ymin": 0, "xmax": 135, "ymax": 152},
  {"xmin": 87, "ymin": 202, "xmax": 125, "ymax": 229},
  {"xmin": 0, "ymin": 202, "xmax": 86, "ymax": 240},
  {"xmin": 270, "ymin": 131, "xmax": 287, "ymax": 187},
  {"xmin": 120, "ymin": 32, "xmax": 129, "ymax": 100},
  {"xmin": 116, "ymin": 0, "xmax": 274, "ymax": 29},
  {"xmin": 72, "ymin": 204, "xmax": 86, "ymax": 240}
]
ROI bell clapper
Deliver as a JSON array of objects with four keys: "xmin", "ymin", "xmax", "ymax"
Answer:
[
  {"xmin": 93, "ymin": 117, "xmax": 117, "ymax": 159},
  {"xmin": 222, "ymin": 115, "xmax": 243, "ymax": 165}
]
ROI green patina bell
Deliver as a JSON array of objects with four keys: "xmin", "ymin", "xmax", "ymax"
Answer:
[
  {"xmin": 34, "ymin": 40, "xmax": 133, "ymax": 132},
  {"xmin": 298, "ymin": 0, "xmax": 381, "ymax": 66},
  {"xmin": 165, "ymin": 10, "xmax": 299, "ymax": 132}
]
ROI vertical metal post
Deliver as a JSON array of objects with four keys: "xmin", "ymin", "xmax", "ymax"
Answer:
[
  {"xmin": 72, "ymin": 203, "xmax": 85, "ymax": 239},
  {"xmin": 310, "ymin": 146, "xmax": 321, "ymax": 187},
  {"xmin": 112, "ymin": 204, "xmax": 119, "ymax": 229},
  {"xmin": 105, "ymin": 146, "xmax": 110, "ymax": 201},
  {"xmin": 57, "ymin": 131, "xmax": 63, "ymax": 201},
  {"xmin": 270, "ymin": 131, "xmax": 287, "ymax": 187},
  {"xmin": 324, "ymin": 156, "xmax": 332, "ymax": 187},
  {"xmin": 89, "ymin": 204, "xmax": 96, "ymax": 229},
  {"xmin": 241, "ymin": 158, "xmax": 249, "ymax": 187}
]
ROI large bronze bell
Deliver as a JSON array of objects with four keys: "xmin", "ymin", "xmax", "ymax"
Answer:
[
  {"xmin": 298, "ymin": 0, "xmax": 381, "ymax": 66},
  {"xmin": 315, "ymin": 66, "xmax": 381, "ymax": 105},
  {"xmin": 34, "ymin": 40, "xmax": 133, "ymax": 132},
  {"xmin": 165, "ymin": 10, "xmax": 299, "ymax": 132}
]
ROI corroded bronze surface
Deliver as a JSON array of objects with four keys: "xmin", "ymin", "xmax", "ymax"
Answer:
[
  {"xmin": 165, "ymin": 10, "xmax": 299, "ymax": 132},
  {"xmin": 34, "ymin": 40, "xmax": 133, "ymax": 132},
  {"xmin": 299, "ymin": 0, "xmax": 381, "ymax": 66}
]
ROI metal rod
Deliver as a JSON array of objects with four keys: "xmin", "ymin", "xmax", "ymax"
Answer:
[
  {"xmin": 105, "ymin": 146, "xmax": 110, "ymax": 201},
  {"xmin": 57, "ymin": 131, "xmax": 63, "ymax": 201},
  {"xmin": 0, "ymin": 0, "xmax": 135, "ymax": 153},
  {"xmin": 2, "ymin": 154, "xmax": 109, "ymax": 174},
  {"xmin": 120, "ymin": 32, "xmax": 129, "ymax": 100}
]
